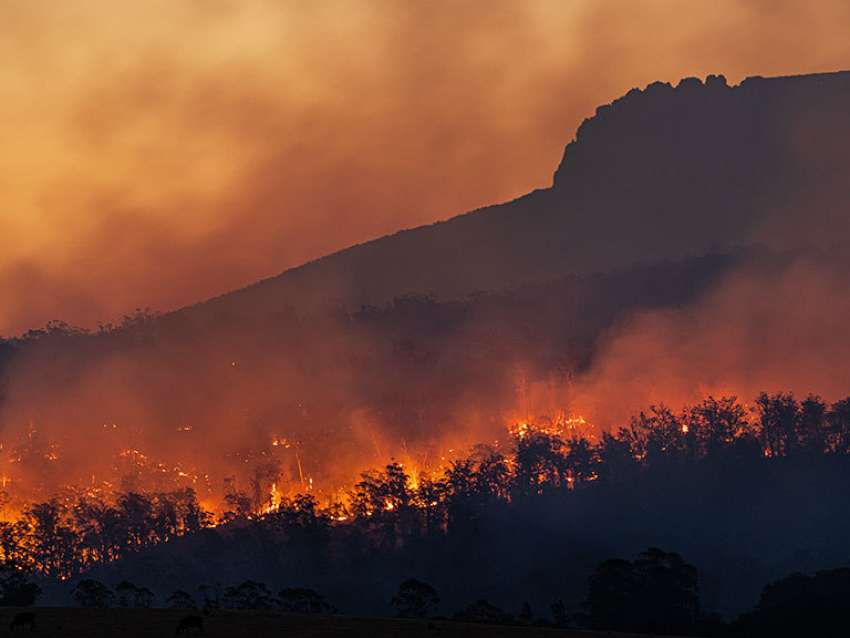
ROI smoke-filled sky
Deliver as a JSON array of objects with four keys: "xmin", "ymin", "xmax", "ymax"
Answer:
[{"xmin": 3, "ymin": 0, "xmax": 850, "ymax": 335}]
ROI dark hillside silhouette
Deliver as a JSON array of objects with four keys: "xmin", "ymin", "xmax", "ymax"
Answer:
[{"xmin": 183, "ymin": 70, "xmax": 850, "ymax": 323}]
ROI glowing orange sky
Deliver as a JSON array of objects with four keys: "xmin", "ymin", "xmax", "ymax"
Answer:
[{"xmin": 3, "ymin": 1, "xmax": 850, "ymax": 335}]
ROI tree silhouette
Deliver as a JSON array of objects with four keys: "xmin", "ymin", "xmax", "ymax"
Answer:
[
  {"xmin": 223, "ymin": 580, "xmax": 276, "ymax": 610},
  {"xmin": 519, "ymin": 601, "xmax": 533, "ymax": 626},
  {"xmin": 221, "ymin": 479, "xmax": 254, "ymax": 523},
  {"xmin": 598, "ymin": 430, "xmax": 641, "ymax": 483},
  {"xmin": 564, "ymin": 434, "xmax": 599, "ymax": 485},
  {"xmin": 473, "ymin": 450, "xmax": 510, "ymax": 502},
  {"xmin": 586, "ymin": 548, "xmax": 699, "ymax": 635},
  {"xmin": 197, "ymin": 584, "xmax": 221, "ymax": 612},
  {"xmin": 686, "ymin": 395, "xmax": 749, "ymax": 455},
  {"xmin": 352, "ymin": 462, "xmax": 412, "ymax": 518},
  {"xmin": 826, "ymin": 397, "xmax": 850, "ymax": 454},
  {"xmin": 634, "ymin": 547, "xmax": 700, "ymax": 635},
  {"xmin": 165, "ymin": 589, "xmax": 197, "ymax": 609},
  {"xmin": 634, "ymin": 404, "xmax": 686, "ymax": 461},
  {"xmin": 585, "ymin": 557, "xmax": 639, "ymax": 632},
  {"xmin": 412, "ymin": 475, "xmax": 448, "ymax": 533},
  {"xmin": 116, "ymin": 492, "xmax": 154, "ymax": 551},
  {"xmin": 443, "ymin": 459, "xmax": 477, "ymax": 525},
  {"xmin": 391, "ymin": 578, "xmax": 439, "ymax": 619},
  {"xmin": 133, "ymin": 585, "xmax": 154, "ymax": 608},
  {"xmin": 0, "ymin": 564, "xmax": 40, "ymax": 607},
  {"xmin": 513, "ymin": 428, "xmax": 567, "ymax": 495},
  {"xmin": 25, "ymin": 499, "xmax": 75, "ymax": 578},
  {"xmin": 0, "ymin": 521, "xmax": 27, "ymax": 567},
  {"xmin": 453, "ymin": 599, "xmax": 513, "ymax": 625},
  {"xmin": 115, "ymin": 581, "xmax": 137, "ymax": 607},
  {"xmin": 72, "ymin": 579, "xmax": 115, "ymax": 607},
  {"xmin": 550, "ymin": 600, "xmax": 569, "ymax": 628},
  {"xmin": 799, "ymin": 395, "xmax": 827, "ymax": 454},
  {"xmin": 736, "ymin": 568, "xmax": 850, "ymax": 638},
  {"xmin": 277, "ymin": 587, "xmax": 336, "ymax": 614},
  {"xmin": 756, "ymin": 392, "xmax": 801, "ymax": 457}
]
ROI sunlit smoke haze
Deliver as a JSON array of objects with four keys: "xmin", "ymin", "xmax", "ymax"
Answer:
[{"xmin": 4, "ymin": 1, "xmax": 850, "ymax": 334}]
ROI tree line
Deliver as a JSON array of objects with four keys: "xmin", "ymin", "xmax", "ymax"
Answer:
[
  {"xmin": 2, "ymin": 392, "xmax": 850, "ymax": 577},
  {"xmin": 4, "ymin": 547, "xmax": 845, "ymax": 638}
]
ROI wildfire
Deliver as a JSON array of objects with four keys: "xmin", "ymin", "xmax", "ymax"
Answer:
[
  {"xmin": 510, "ymin": 414, "xmax": 589, "ymax": 440},
  {"xmin": 0, "ymin": 381, "xmax": 837, "ymax": 586},
  {"xmin": 0, "ymin": 403, "xmax": 598, "ymax": 574},
  {"xmin": 512, "ymin": 422, "xmax": 532, "ymax": 439},
  {"xmin": 262, "ymin": 482, "xmax": 283, "ymax": 514}
]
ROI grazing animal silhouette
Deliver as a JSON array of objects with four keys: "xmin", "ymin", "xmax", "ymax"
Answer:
[
  {"xmin": 176, "ymin": 615, "xmax": 205, "ymax": 635},
  {"xmin": 9, "ymin": 612, "xmax": 35, "ymax": 631}
]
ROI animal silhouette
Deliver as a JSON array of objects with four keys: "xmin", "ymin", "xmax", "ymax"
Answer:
[
  {"xmin": 175, "ymin": 615, "xmax": 205, "ymax": 635},
  {"xmin": 9, "ymin": 612, "xmax": 35, "ymax": 631}
]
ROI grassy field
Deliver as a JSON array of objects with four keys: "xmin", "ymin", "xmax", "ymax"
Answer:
[{"xmin": 0, "ymin": 608, "xmax": 681, "ymax": 637}]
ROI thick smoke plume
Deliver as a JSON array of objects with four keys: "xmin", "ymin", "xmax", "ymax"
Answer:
[
  {"xmin": 570, "ymin": 250, "xmax": 850, "ymax": 427},
  {"xmin": 3, "ymin": 1, "xmax": 850, "ymax": 334}
]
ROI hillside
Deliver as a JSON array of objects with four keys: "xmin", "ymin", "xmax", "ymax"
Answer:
[
  {"xmin": 184, "ymin": 70, "xmax": 850, "ymax": 322},
  {"xmin": 4, "ymin": 71, "xmax": 850, "ymax": 634}
]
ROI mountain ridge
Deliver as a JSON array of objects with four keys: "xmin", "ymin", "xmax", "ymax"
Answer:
[{"xmin": 180, "ymin": 69, "xmax": 850, "ymax": 323}]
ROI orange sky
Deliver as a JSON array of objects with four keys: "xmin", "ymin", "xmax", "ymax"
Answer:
[{"xmin": 3, "ymin": 0, "xmax": 850, "ymax": 336}]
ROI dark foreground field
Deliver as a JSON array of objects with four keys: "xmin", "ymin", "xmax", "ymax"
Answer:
[{"xmin": 1, "ymin": 608, "xmax": 680, "ymax": 638}]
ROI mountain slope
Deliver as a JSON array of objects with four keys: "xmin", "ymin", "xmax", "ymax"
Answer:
[{"xmin": 183, "ymin": 69, "xmax": 850, "ymax": 322}]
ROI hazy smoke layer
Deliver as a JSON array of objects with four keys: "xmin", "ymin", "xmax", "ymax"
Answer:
[
  {"xmin": 570, "ymin": 251, "xmax": 850, "ymax": 427},
  {"xmin": 3, "ymin": 0, "xmax": 850, "ymax": 334},
  {"xmin": 570, "ymin": 126, "xmax": 850, "ymax": 426}
]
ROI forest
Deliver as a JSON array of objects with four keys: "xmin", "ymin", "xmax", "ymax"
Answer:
[
  {"xmin": 3, "ymin": 392, "xmax": 849, "ymax": 574},
  {"xmin": 0, "ymin": 249, "xmax": 848, "ymax": 636},
  {"xmin": 0, "ymin": 391, "xmax": 849, "ymax": 636}
]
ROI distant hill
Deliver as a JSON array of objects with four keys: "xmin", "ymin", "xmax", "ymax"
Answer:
[{"xmin": 183, "ymin": 70, "xmax": 850, "ymax": 322}]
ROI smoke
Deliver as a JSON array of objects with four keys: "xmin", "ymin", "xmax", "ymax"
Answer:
[
  {"xmin": 2, "ymin": 1, "xmax": 850, "ymax": 516},
  {"xmin": 3, "ymin": 1, "xmax": 850, "ymax": 334},
  {"xmin": 569, "ymin": 251, "xmax": 850, "ymax": 426},
  {"xmin": 569, "ymin": 116, "xmax": 850, "ymax": 428},
  {"xmin": 0, "ymin": 296, "xmax": 537, "ymax": 510}
]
